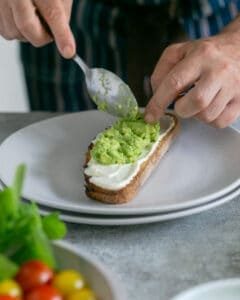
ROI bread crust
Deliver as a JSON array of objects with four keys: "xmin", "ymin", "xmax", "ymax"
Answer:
[{"xmin": 84, "ymin": 113, "xmax": 180, "ymax": 204}]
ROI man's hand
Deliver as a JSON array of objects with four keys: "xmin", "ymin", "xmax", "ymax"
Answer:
[
  {"xmin": 145, "ymin": 27, "xmax": 240, "ymax": 128},
  {"xmin": 0, "ymin": 0, "xmax": 75, "ymax": 58}
]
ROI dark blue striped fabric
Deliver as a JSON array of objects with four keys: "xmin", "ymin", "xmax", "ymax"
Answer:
[{"xmin": 182, "ymin": 0, "xmax": 240, "ymax": 38}]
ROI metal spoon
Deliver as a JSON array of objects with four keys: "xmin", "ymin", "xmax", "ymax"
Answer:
[{"xmin": 73, "ymin": 55, "xmax": 138, "ymax": 119}]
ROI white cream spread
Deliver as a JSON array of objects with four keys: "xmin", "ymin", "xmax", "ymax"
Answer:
[{"xmin": 84, "ymin": 115, "xmax": 175, "ymax": 191}]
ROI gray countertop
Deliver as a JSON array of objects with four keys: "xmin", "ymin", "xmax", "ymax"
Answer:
[{"xmin": 1, "ymin": 113, "xmax": 240, "ymax": 300}]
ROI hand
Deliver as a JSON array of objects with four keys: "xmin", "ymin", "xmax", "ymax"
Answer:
[
  {"xmin": 145, "ymin": 29, "xmax": 240, "ymax": 128},
  {"xmin": 0, "ymin": 0, "xmax": 75, "ymax": 58}
]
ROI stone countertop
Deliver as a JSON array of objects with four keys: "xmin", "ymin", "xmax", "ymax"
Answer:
[{"xmin": 1, "ymin": 113, "xmax": 240, "ymax": 300}]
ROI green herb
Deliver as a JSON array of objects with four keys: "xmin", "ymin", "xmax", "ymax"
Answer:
[
  {"xmin": 42, "ymin": 212, "xmax": 67, "ymax": 240},
  {"xmin": 0, "ymin": 254, "xmax": 19, "ymax": 281},
  {"xmin": 0, "ymin": 164, "xmax": 67, "ymax": 270}
]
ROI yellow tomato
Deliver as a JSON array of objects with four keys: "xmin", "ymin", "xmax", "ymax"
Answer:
[
  {"xmin": 0, "ymin": 280, "xmax": 22, "ymax": 298},
  {"xmin": 66, "ymin": 288, "xmax": 96, "ymax": 300},
  {"xmin": 53, "ymin": 270, "xmax": 85, "ymax": 296}
]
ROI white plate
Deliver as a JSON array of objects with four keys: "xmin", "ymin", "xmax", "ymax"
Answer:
[
  {"xmin": 0, "ymin": 111, "xmax": 240, "ymax": 216},
  {"xmin": 54, "ymin": 241, "xmax": 125, "ymax": 300},
  {"xmin": 39, "ymin": 186, "xmax": 240, "ymax": 225},
  {"xmin": 171, "ymin": 278, "xmax": 240, "ymax": 300}
]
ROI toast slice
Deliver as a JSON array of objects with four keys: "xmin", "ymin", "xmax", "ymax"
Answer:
[{"xmin": 84, "ymin": 112, "xmax": 180, "ymax": 204}]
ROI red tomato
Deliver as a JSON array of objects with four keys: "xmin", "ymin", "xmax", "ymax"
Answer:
[
  {"xmin": 25, "ymin": 285, "xmax": 62, "ymax": 300},
  {"xmin": 15, "ymin": 260, "xmax": 53, "ymax": 292},
  {"xmin": 0, "ymin": 296, "xmax": 20, "ymax": 300}
]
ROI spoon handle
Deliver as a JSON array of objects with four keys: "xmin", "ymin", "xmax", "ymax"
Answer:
[{"xmin": 73, "ymin": 55, "xmax": 90, "ymax": 76}]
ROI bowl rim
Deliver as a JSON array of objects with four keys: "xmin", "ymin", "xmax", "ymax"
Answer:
[
  {"xmin": 53, "ymin": 240, "xmax": 126, "ymax": 300},
  {"xmin": 172, "ymin": 278, "xmax": 240, "ymax": 300}
]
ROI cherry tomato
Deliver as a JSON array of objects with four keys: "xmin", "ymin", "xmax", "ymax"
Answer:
[
  {"xmin": 15, "ymin": 260, "xmax": 53, "ymax": 292},
  {"xmin": 66, "ymin": 288, "xmax": 96, "ymax": 300},
  {"xmin": 53, "ymin": 270, "xmax": 85, "ymax": 296},
  {"xmin": 0, "ymin": 280, "xmax": 22, "ymax": 298},
  {"xmin": 25, "ymin": 285, "xmax": 62, "ymax": 300},
  {"xmin": 0, "ymin": 296, "xmax": 20, "ymax": 300}
]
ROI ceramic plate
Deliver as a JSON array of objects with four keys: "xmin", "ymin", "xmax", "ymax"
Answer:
[
  {"xmin": 38, "ymin": 186, "xmax": 240, "ymax": 225},
  {"xmin": 0, "ymin": 111, "xmax": 240, "ymax": 216},
  {"xmin": 171, "ymin": 279, "xmax": 240, "ymax": 300}
]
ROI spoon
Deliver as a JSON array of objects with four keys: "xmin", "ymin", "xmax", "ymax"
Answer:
[{"xmin": 73, "ymin": 55, "xmax": 139, "ymax": 119}]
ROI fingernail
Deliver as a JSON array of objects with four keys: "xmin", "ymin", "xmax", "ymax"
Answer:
[
  {"xmin": 145, "ymin": 113, "xmax": 155, "ymax": 123},
  {"xmin": 62, "ymin": 45, "xmax": 74, "ymax": 58}
]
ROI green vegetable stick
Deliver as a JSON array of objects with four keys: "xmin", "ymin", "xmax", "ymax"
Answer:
[{"xmin": 13, "ymin": 164, "xmax": 26, "ymax": 199}]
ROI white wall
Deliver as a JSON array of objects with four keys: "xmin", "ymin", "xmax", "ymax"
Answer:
[{"xmin": 0, "ymin": 37, "xmax": 28, "ymax": 112}]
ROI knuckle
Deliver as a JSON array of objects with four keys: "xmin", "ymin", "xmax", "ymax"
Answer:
[
  {"xmin": 199, "ymin": 40, "xmax": 217, "ymax": 57},
  {"xmin": 164, "ymin": 43, "xmax": 179, "ymax": 54},
  {"xmin": 162, "ymin": 43, "xmax": 182, "ymax": 61},
  {"xmin": 31, "ymin": 38, "xmax": 51, "ymax": 48},
  {"xmin": 217, "ymin": 61, "xmax": 232, "ymax": 75},
  {"xmin": 167, "ymin": 73, "xmax": 183, "ymax": 92},
  {"xmin": 213, "ymin": 119, "xmax": 226, "ymax": 129},
  {"xmin": 163, "ymin": 44, "xmax": 176, "ymax": 55},
  {"xmin": 200, "ymin": 111, "xmax": 215, "ymax": 123},
  {"xmin": 1, "ymin": 32, "xmax": 14, "ymax": 40},
  {"xmin": 194, "ymin": 92, "xmax": 208, "ymax": 110},
  {"xmin": 211, "ymin": 122, "xmax": 219, "ymax": 128},
  {"xmin": 193, "ymin": 89, "xmax": 208, "ymax": 109},
  {"xmin": 2, "ymin": 36, "xmax": 12, "ymax": 41},
  {"xmin": 45, "ymin": 6, "xmax": 62, "ymax": 22},
  {"xmin": 18, "ymin": 18, "xmax": 34, "ymax": 31},
  {"xmin": 224, "ymin": 110, "xmax": 237, "ymax": 125},
  {"xmin": 8, "ymin": 30, "xmax": 20, "ymax": 40},
  {"xmin": 214, "ymin": 111, "xmax": 236, "ymax": 128},
  {"xmin": 153, "ymin": 100, "xmax": 164, "ymax": 112},
  {"xmin": 32, "ymin": 41, "xmax": 45, "ymax": 48}
]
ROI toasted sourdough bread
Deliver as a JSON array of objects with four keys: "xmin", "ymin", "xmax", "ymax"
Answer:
[{"xmin": 84, "ymin": 112, "xmax": 180, "ymax": 204}]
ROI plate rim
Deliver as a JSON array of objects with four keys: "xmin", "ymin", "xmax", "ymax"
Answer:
[
  {"xmin": 35, "ymin": 183, "xmax": 240, "ymax": 218},
  {"xmin": 171, "ymin": 278, "xmax": 240, "ymax": 300},
  {"xmin": 38, "ymin": 185, "xmax": 240, "ymax": 225}
]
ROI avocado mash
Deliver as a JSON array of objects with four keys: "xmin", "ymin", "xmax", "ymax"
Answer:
[
  {"xmin": 91, "ymin": 114, "xmax": 160, "ymax": 165},
  {"xmin": 97, "ymin": 100, "xmax": 107, "ymax": 112}
]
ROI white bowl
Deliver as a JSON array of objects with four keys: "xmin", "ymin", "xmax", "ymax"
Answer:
[
  {"xmin": 172, "ymin": 279, "xmax": 240, "ymax": 300},
  {"xmin": 53, "ymin": 241, "xmax": 125, "ymax": 300}
]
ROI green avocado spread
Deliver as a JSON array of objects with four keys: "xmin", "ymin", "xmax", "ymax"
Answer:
[{"xmin": 91, "ymin": 114, "xmax": 160, "ymax": 165}]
